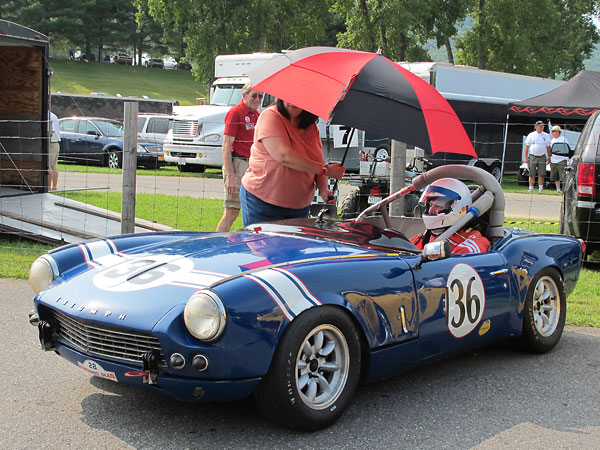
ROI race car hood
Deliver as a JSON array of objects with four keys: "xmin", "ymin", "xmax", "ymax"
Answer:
[{"xmin": 37, "ymin": 219, "xmax": 417, "ymax": 328}]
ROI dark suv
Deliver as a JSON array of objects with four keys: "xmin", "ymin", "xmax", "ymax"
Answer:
[{"xmin": 560, "ymin": 110, "xmax": 600, "ymax": 258}]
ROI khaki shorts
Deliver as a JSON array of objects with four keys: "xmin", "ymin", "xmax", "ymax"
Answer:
[
  {"xmin": 49, "ymin": 141, "xmax": 59, "ymax": 166},
  {"xmin": 550, "ymin": 160, "xmax": 567, "ymax": 182},
  {"xmin": 528, "ymin": 154, "xmax": 546, "ymax": 177},
  {"xmin": 223, "ymin": 157, "xmax": 249, "ymax": 209}
]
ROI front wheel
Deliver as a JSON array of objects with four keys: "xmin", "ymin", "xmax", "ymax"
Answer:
[
  {"xmin": 254, "ymin": 307, "xmax": 361, "ymax": 431},
  {"xmin": 514, "ymin": 268, "xmax": 566, "ymax": 353},
  {"xmin": 107, "ymin": 150, "xmax": 122, "ymax": 169}
]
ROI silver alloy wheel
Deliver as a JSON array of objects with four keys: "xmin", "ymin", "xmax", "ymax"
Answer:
[
  {"xmin": 295, "ymin": 324, "xmax": 349, "ymax": 410},
  {"xmin": 532, "ymin": 275, "xmax": 560, "ymax": 337},
  {"xmin": 108, "ymin": 152, "xmax": 120, "ymax": 169}
]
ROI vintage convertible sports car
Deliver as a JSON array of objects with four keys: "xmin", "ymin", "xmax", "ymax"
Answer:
[{"xmin": 28, "ymin": 166, "xmax": 583, "ymax": 431}]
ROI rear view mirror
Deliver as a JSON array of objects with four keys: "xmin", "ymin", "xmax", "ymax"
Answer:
[{"xmin": 551, "ymin": 142, "xmax": 573, "ymax": 158}]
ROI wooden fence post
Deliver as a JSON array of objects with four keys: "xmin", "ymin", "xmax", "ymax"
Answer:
[{"xmin": 121, "ymin": 101, "xmax": 137, "ymax": 234}]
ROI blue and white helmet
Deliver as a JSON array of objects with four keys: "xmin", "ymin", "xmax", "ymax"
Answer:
[{"xmin": 419, "ymin": 178, "xmax": 471, "ymax": 232}]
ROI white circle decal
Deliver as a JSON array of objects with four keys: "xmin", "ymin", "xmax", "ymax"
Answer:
[
  {"xmin": 93, "ymin": 255, "xmax": 194, "ymax": 292},
  {"xmin": 446, "ymin": 263, "xmax": 486, "ymax": 338}
]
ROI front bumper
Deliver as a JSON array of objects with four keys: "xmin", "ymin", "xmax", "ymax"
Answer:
[
  {"xmin": 51, "ymin": 340, "xmax": 261, "ymax": 402},
  {"xmin": 164, "ymin": 143, "xmax": 223, "ymax": 167}
]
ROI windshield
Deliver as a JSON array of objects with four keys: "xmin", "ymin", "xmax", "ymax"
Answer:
[
  {"xmin": 94, "ymin": 119, "xmax": 124, "ymax": 137},
  {"xmin": 211, "ymin": 84, "xmax": 243, "ymax": 106}
]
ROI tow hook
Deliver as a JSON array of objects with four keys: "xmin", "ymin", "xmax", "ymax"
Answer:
[
  {"xmin": 37, "ymin": 321, "xmax": 55, "ymax": 351},
  {"xmin": 142, "ymin": 350, "xmax": 161, "ymax": 385}
]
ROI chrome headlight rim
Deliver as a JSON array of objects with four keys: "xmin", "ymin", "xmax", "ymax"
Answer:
[
  {"xmin": 183, "ymin": 290, "xmax": 226, "ymax": 342},
  {"xmin": 29, "ymin": 254, "xmax": 58, "ymax": 293}
]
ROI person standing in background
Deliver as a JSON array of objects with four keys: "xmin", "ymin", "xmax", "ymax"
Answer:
[
  {"xmin": 48, "ymin": 111, "xmax": 61, "ymax": 191},
  {"xmin": 524, "ymin": 120, "xmax": 551, "ymax": 193},
  {"xmin": 550, "ymin": 125, "xmax": 568, "ymax": 193},
  {"xmin": 216, "ymin": 82, "xmax": 262, "ymax": 232}
]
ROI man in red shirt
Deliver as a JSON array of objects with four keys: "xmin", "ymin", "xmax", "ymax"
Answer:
[
  {"xmin": 410, "ymin": 178, "xmax": 490, "ymax": 254},
  {"xmin": 216, "ymin": 82, "xmax": 263, "ymax": 231}
]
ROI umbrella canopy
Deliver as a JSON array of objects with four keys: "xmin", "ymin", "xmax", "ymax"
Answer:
[{"xmin": 248, "ymin": 47, "xmax": 476, "ymax": 157}]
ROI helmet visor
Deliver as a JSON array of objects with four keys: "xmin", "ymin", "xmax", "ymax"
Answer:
[{"xmin": 419, "ymin": 185, "xmax": 461, "ymax": 215}]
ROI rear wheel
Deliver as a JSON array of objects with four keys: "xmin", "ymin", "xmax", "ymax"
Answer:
[
  {"xmin": 374, "ymin": 144, "xmax": 390, "ymax": 161},
  {"xmin": 489, "ymin": 162, "xmax": 502, "ymax": 182},
  {"xmin": 514, "ymin": 268, "xmax": 566, "ymax": 353},
  {"xmin": 340, "ymin": 188, "xmax": 361, "ymax": 220},
  {"xmin": 254, "ymin": 307, "xmax": 361, "ymax": 431}
]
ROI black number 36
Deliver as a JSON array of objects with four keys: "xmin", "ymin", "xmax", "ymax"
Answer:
[{"xmin": 448, "ymin": 276, "xmax": 481, "ymax": 328}]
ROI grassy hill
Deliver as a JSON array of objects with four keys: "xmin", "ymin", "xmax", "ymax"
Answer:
[{"xmin": 49, "ymin": 59, "xmax": 209, "ymax": 106}]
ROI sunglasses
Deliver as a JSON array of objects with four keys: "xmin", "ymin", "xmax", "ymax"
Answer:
[{"xmin": 250, "ymin": 92, "xmax": 264, "ymax": 99}]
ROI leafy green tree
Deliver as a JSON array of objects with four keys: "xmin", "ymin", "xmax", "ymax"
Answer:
[{"xmin": 456, "ymin": 0, "xmax": 600, "ymax": 78}]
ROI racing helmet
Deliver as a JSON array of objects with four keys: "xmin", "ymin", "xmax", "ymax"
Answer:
[{"xmin": 419, "ymin": 178, "xmax": 472, "ymax": 232}]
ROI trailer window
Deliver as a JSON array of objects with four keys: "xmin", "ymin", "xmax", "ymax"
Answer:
[{"xmin": 211, "ymin": 84, "xmax": 243, "ymax": 106}]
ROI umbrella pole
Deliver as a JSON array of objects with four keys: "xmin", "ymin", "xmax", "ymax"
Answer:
[{"xmin": 329, "ymin": 128, "xmax": 355, "ymax": 200}]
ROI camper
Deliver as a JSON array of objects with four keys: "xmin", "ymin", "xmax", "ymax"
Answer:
[
  {"xmin": 0, "ymin": 20, "xmax": 50, "ymax": 194},
  {"xmin": 163, "ymin": 53, "xmax": 281, "ymax": 172}
]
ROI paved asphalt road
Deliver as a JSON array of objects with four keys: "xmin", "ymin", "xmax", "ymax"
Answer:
[
  {"xmin": 2, "ymin": 278, "xmax": 599, "ymax": 450},
  {"xmin": 57, "ymin": 172, "xmax": 562, "ymax": 222}
]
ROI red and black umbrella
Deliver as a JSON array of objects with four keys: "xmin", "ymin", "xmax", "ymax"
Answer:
[{"xmin": 248, "ymin": 47, "xmax": 476, "ymax": 157}]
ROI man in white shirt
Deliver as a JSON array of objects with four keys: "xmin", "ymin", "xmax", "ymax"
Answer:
[
  {"xmin": 550, "ymin": 125, "xmax": 569, "ymax": 193},
  {"xmin": 49, "ymin": 111, "xmax": 61, "ymax": 191},
  {"xmin": 524, "ymin": 120, "xmax": 551, "ymax": 193}
]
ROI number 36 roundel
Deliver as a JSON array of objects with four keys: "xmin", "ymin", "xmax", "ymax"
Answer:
[{"xmin": 446, "ymin": 263, "xmax": 485, "ymax": 338}]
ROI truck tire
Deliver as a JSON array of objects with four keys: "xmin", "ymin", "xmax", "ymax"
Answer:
[
  {"xmin": 340, "ymin": 189, "xmax": 361, "ymax": 220},
  {"xmin": 374, "ymin": 145, "xmax": 390, "ymax": 161},
  {"xmin": 178, "ymin": 164, "xmax": 206, "ymax": 173}
]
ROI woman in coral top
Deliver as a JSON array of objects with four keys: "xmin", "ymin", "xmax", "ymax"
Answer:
[{"xmin": 240, "ymin": 99, "xmax": 345, "ymax": 226}]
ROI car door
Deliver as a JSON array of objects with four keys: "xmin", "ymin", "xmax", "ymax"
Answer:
[
  {"xmin": 58, "ymin": 119, "xmax": 80, "ymax": 159},
  {"xmin": 74, "ymin": 119, "xmax": 105, "ymax": 164},
  {"xmin": 412, "ymin": 251, "xmax": 513, "ymax": 361}
]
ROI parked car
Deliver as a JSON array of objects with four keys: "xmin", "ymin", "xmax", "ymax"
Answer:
[
  {"xmin": 137, "ymin": 114, "xmax": 175, "ymax": 144},
  {"xmin": 58, "ymin": 117, "xmax": 165, "ymax": 169},
  {"xmin": 27, "ymin": 165, "xmax": 583, "ymax": 431},
  {"xmin": 177, "ymin": 60, "xmax": 192, "ymax": 70},
  {"xmin": 560, "ymin": 110, "xmax": 600, "ymax": 258},
  {"xmin": 163, "ymin": 56, "xmax": 177, "ymax": 69},
  {"xmin": 115, "ymin": 53, "xmax": 133, "ymax": 65},
  {"xmin": 145, "ymin": 57, "xmax": 164, "ymax": 69}
]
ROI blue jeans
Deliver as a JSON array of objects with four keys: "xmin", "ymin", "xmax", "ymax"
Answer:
[{"xmin": 240, "ymin": 185, "xmax": 311, "ymax": 227}]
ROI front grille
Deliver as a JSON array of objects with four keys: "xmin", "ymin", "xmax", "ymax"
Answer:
[
  {"xmin": 169, "ymin": 151, "xmax": 197, "ymax": 158},
  {"xmin": 172, "ymin": 119, "xmax": 197, "ymax": 136},
  {"xmin": 49, "ymin": 309, "xmax": 162, "ymax": 366}
]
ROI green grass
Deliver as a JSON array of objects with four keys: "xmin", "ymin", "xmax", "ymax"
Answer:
[
  {"xmin": 501, "ymin": 174, "xmax": 562, "ymax": 195},
  {"xmin": 58, "ymin": 162, "xmax": 223, "ymax": 179},
  {"xmin": 50, "ymin": 59, "xmax": 208, "ymax": 106},
  {"xmin": 0, "ymin": 237, "xmax": 54, "ymax": 279}
]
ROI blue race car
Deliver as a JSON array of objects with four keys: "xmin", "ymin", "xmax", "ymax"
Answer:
[{"xmin": 28, "ymin": 166, "xmax": 583, "ymax": 431}]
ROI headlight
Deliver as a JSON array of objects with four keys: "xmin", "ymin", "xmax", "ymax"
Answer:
[
  {"xmin": 184, "ymin": 290, "xmax": 226, "ymax": 341},
  {"xmin": 29, "ymin": 255, "xmax": 57, "ymax": 293},
  {"xmin": 198, "ymin": 134, "xmax": 221, "ymax": 143},
  {"xmin": 197, "ymin": 122, "xmax": 203, "ymax": 135},
  {"xmin": 136, "ymin": 144, "xmax": 149, "ymax": 152}
]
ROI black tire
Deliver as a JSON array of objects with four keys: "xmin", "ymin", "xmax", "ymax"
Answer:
[
  {"xmin": 107, "ymin": 150, "xmax": 122, "ymax": 169},
  {"xmin": 514, "ymin": 268, "xmax": 566, "ymax": 353},
  {"xmin": 340, "ymin": 188, "xmax": 361, "ymax": 220},
  {"xmin": 177, "ymin": 164, "xmax": 206, "ymax": 173},
  {"xmin": 254, "ymin": 306, "xmax": 361, "ymax": 431}
]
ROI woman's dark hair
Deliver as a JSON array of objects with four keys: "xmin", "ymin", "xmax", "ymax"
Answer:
[{"xmin": 276, "ymin": 99, "xmax": 318, "ymax": 129}]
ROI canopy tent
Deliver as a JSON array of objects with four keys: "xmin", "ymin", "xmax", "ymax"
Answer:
[
  {"xmin": 499, "ymin": 70, "xmax": 600, "ymax": 180},
  {"xmin": 508, "ymin": 70, "xmax": 600, "ymax": 119}
]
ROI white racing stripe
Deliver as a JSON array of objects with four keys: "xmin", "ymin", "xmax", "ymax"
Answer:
[{"xmin": 245, "ymin": 268, "xmax": 322, "ymax": 321}]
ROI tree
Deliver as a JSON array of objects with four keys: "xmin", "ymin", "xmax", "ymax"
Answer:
[{"xmin": 455, "ymin": 0, "xmax": 600, "ymax": 78}]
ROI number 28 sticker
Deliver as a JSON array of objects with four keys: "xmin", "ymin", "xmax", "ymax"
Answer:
[{"xmin": 446, "ymin": 263, "xmax": 486, "ymax": 338}]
